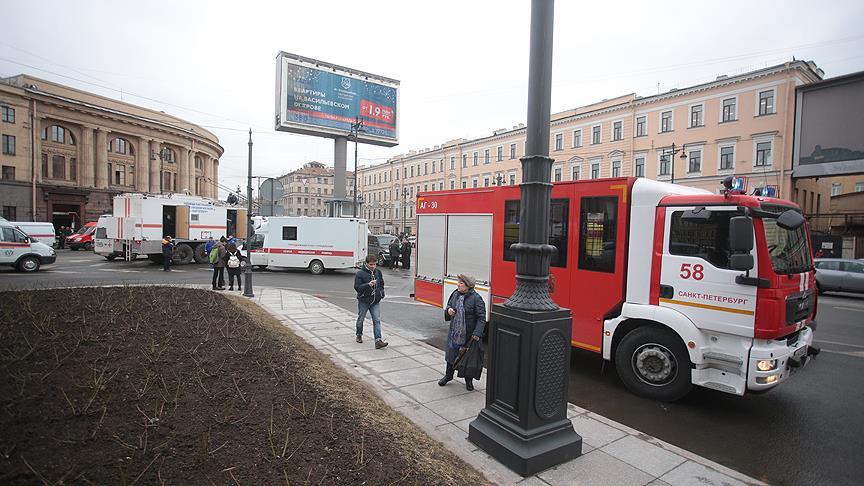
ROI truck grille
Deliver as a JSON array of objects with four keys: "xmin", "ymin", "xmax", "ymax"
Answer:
[{"xmin": 785, "ymin": 289, "xmax": 814, "ymax": 324}]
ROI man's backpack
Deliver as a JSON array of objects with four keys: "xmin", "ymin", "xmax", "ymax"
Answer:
[
  {"xmin": 227, "ymin": 253, "xmax": 240, "ymax": 268},
  {"xmin": 209, "ymin": 247, "xmax": 220, "ymax": 264}
]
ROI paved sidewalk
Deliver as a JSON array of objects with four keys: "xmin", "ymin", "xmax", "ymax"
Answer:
[{"xmin": 250, "ymin": 287, "xmax": 763, "ymax": 486}]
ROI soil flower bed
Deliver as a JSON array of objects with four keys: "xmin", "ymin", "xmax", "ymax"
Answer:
[{"xmin": 0, "ymin": 286, "xmax": 489, "ymax": 485}]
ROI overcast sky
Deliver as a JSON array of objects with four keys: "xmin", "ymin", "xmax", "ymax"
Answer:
[{"xmin": 3, "ymin": 0, "xmax": 863, "ymax": 198}]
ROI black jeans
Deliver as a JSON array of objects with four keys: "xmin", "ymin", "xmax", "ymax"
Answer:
[
  {"xmin": 212, "ymin": 267, "xmax": 224, "ymax": 288},
  {"xmin": 227, "ymin": 268, "xmax": 242, "ymax": 289},
  {"xmin": 163, "ymin": 255, "xmax": 171, "ymax": 271}
]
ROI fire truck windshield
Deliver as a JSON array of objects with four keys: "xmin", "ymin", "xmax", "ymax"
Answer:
[{"xmin": 762, "ymin": 216, "xmax": 811, "ymax": 275}]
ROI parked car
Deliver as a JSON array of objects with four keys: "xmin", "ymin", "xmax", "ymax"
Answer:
[
  {"xmin": 368, "ymin": 234, "xmax": 398, "ymax": 266},
  {"xmin": 66, "ymin": 221, "xmax": 97, "ymax": 250},
  {"xmin": 814, "ymin": 258, "xmax": 864, "ymax": 294}
]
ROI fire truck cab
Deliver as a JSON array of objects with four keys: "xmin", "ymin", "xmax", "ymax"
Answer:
[{"xmin": 414, "ymin": 177, "xmax": 816, "ymax": 401}]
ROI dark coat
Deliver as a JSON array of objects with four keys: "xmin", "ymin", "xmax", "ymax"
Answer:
[
  {"xmin": 214, "ymin": 244, "xmax": 227, "ymax": 268},
  {"xmin": 401, "ymin": 242, "xmax": 412, "ymax": 258},
  {"xmin": 354, "ymin": 265, "xmax": 385, "ymax": 304},
  {"xmin": 444, "ymin": 288, "xmax": 487, "ymax": 339},
  {"xmin": 388, "ymin": 240, "xmax": 401, "ymax": 262}
]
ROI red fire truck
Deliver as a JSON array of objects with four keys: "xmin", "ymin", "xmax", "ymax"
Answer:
[{"xmin": 414, "ymin": 177, "xmax": 817, "ymax": 401}]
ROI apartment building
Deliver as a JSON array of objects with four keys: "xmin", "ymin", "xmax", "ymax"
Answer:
[
  {"xmin": 277, "ymin": 161, "xmax": 355, "ymax": 217},
  {"xmin": 0, "ymin": 74, "xmax": 223, "ymax": 227},
  {"xmin": 357, "ymin": 60, "xmax": 825, "ymax": 235}
]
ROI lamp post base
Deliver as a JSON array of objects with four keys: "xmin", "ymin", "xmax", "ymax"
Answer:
[
  {"xmin": 242, "ymin": 267, "xmax": 254, "ymax": 298},
  {"xmin": 468, "ymin": 304, "xmax": 582, "ymax": 476}
]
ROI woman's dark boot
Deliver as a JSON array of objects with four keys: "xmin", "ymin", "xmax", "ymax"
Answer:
[
  {"xmin": 465, "ymin": 378, "xmax": 474, "ymax": 391},
  {"xmin": 438, "ymin": 363, "xmax": 454, "ymax": 386}
]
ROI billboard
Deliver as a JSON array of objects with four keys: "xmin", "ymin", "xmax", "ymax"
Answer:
[
  {"xmin": 793, "ymin": 71, "xmax": 864, "ymax": 177},
  {"xmin": 275, "ymin": 52, "xmax": 399, "ymax": 147}
]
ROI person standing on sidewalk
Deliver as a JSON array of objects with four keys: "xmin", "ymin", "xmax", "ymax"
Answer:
[
  {"xmin": 223, "ymin": 242, "xmax": 245, "ymax": 291},
  {"xmin": 388, "ymin": 238, "xmax": 401, "ymax": 269},
  {"xmin": 211, "ymin": 237, "xmax": 227, "ymax": 290},
  {"xmin": 400, "ymin": 237, "xmax": 412, "ymax": 270},
  {"xmin": 439, "ymin": 273, "xmax": 486, "ymax": 391},
  {"xmin": 161, "ymin": 236, "xmax": 174, "ymax": 271},
  {"xmin": 353, "ymin": 254, "xmax": 388, "ymax": 349}
]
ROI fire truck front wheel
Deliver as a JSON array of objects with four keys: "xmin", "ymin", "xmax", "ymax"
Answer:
[
  {"xmin": 309, "ymin": 260, "xmax": 325, "ymax": 275},
  {"xmin": 193, "ymin": 244, "xmax": 209, "ymax": 264},
  {"xmin": 615, "ymin": 326, "xmax": 692, "ymax": 402}
]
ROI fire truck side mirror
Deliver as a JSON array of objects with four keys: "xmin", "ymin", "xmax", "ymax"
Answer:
[
  {"xmin": 730, "ymin": 253, "xmax": 754, "ymax": 271},
  {"xmin": 729, "ymin": 216, "xmax": 754, "ymax": 253},
  {"xmin": 776, "ymin": 210, "xmax": 805, "ymax": 230}
]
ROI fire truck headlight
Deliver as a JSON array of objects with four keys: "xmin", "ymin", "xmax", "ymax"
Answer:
[{"xmin": 756, "ymin": 359, "xmax": 777, "ymax": 372}]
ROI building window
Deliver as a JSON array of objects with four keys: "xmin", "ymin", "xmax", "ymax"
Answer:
[
  {"xmin": 2, "ymin": 205, "xmax": 16, "ymax": 220},
  {"xmin": 52, "ymin": 155, "xmax": 65, "ymax": 179},
  {"xmin": 1, "ymin": 135, "xmax": 14, "ymax": 155},
  {"xmin": 450, "ymin": 180, "xmax": 455, "ymax": 190},
  {"xmin": 472, "ymin": 178, "xmax": 478, "ymax": 188},
  {"xmin": 462, "ymin": 180, "xmax": 467, "ymax": 189},
  {"xmin": 611, "ymin": 160, "xmax": 621, "ymax": 177},
  {"xmin": 573, "ymin": 129, "xmax": 582, "ymax": 147},
  {"xmin": 755, "ymin": 141, "xmax": 772, "ymax": 166},
  {"xmin": 1, "ymin": 106, "xmax": 14, "ymax": 123},
  {"xmin": 591, "ymin": 162, "xmax": 600, "ymax": 179},
  {"xmin": 635, "ymin": 116, "xmax": 646, "ymax": 137},
  {"xmin": 722, "ymin": 98, "xmax": 737, "ymax": 122},
  {"xmin": 41, "ymin": 154, "xmax": 48, "ymax": 178},
  {"xmin": 612, "ymin": 121, "xmax": 622, "ymax": 141},
  {"xmin": 473, "ymin": 152, "xmax": 478, "ymax": 166},
  {"xmin": 660, "ymin": 111, "xmax": 673, "ymax": 132},
  {"xmin": 448, "ymin": 156, "xmax": 454, "ymax": 170},
  {"xmin": 70, "ymin": 158, "xmax": 77, "ymax": 182},
  {"xmin": 2, "ymin": 165, "xmax": 14, "ymax": 180},
  {"xmin": 114, "ymin": 165, "xmax": 125, "ymax": 186},
  {"xmin": 496, "ymin": 146, "xmax": 503, "ymax": 161},
  {"xmin": 659, "ymin": 152, "xmax": 670, "ymax": 176},
  {"xmin": 509, "ymin": 173, "xmax": 516, "ymax": 185},
  {"xmin": 856, "ymin": 182, "xmax": 864, "ymax": 193},
  {"xmin": 687, "ymin": 150, "xmax": 702, "ymax": 173},
  {"xmin": 690, "ymin": 105, "xmax": 703, "ymax": 127},
  {"xmin": 591, "ymin": 125, "xmax": 601, "ymax": 145},
  {"xmin": 410, "ymin": 166, "xmax": 414, "ymax": 177},
  {"xmin": 719, "ymin": 146, "xmax": 735, "ymax": 170},
  {"xmin": 758, "ymin": 90, "xmax": 775, "ymax": 116},
  {"xmin": 831, "ymin": 183, "xmax": 842, "ymax": 196},
  {"xmin": 634, "ymin": 157, "xmax": 645, "ymax": 177},
  {"xmin": 461, "ymin": 154, "xmax": 467, "ymax": 168},
  {"xmin": 509, "ymin": 143, "xmax": 517, "ymax": 159},
  {"xmin": 572, "ymin": 166, "xmax": 580, "ymax": 181},
  {"xmin": 555, "ymin": 133, "xmax": 563, "ymax": 151},
  {"xmin": 424, "ymin": 162, "xmax": 429, "ymax": 175},
  {"xmin": 52, "ymin": 126, "xmax": 66, "ymax": 143},
  {"xmin": 554, "ymin": 167, "xmax": 562, "ymax": 182},
  {"xmin": 484, "ymin": 149, "xmax": 490, "ymax": 164},
  {"xmin": 483, "ymin": 177, "xmax": 490, "ymax": 187}
]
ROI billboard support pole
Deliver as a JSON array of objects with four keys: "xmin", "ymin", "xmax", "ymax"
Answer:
[
  {"xmin": 333, "ymin": 137, "xmax": 348, "ymax": 217},
  {"xmin": 468, "ymin": 0, "xmax": 582, "ymax": 476}
]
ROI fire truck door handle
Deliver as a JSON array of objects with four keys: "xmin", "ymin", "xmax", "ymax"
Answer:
[{"xmin": 659, "ymin": 285, "xmax": 674, "ymax": 299}]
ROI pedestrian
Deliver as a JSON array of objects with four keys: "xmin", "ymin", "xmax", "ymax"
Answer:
[
  {"xmin": 204, "ymin": 236, "xmax": 216, "ymax": 256},
  {"xmin": 211, "ymin": 237, "xmax": 227, "ymax": 290},
  {"xmin": 224, "ymin": 242, "xmax": 245, "ymax": 291},
  {"xmin": 400, "ymin": 237, "xmax": 412, "ymax": 270},
  {"xmin": 353, "ymin": 254, "xmax": 388, "ymax": 349},
  {"xmin": 439, "ymin": 273, "xmax": 486, "ymax": 391},
  {"xmin": 57, "ymin": 226, "xmax": 66, "ymax": 249},
  {"xmin": 388, "ymin": 237, "xmax": 401, "ymax": 269},
  {"xmin": 161, "ymin": 236, "xmax": 174, "ymax": 271}
]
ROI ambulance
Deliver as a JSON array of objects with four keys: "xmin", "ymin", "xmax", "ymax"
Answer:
[
  {"xmin": 94, "ymin": 193, "xmax": 246, "ymax": 263},
  {"xmin": 0, "ymin": 219, "xmax": 56, "ymax": 272},
  {"xmin": 248, "ymin": 216, "xmax": 367, "ymax": 274},
  {"xmin": 414, "ymin": 177, "xmax": 817, "ymax": 401},
  {"xmin": 9, "ymin": 221, "xmax": 56, "ymax": 248}
]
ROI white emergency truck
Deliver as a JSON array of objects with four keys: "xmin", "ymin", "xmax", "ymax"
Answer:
[
  {"xmin": 0, "ymin": 219, "xmax": 57, "ymax": 272},
  {"xmin": 248, "ymin": 216, "xmax": 367, "ymax": 274},
  {"xmin": 94, "ymin": 193, "xmax": 246, "ymax": 263},
  {"xmin": 10, "ymin": 221, "xmax": 56, "ymax": 248}
]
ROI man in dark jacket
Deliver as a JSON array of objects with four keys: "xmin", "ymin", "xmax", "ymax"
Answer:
[
  {"xmin": 354, "ymin": 254, "xmax": 388, "ymax": 349},
  {"xmin": 400, "ymin": 237, "xmax": 412, "ymax": 270},
  {"xmin": 388, "ymin": 238, "xmax": 401, "ymax": 269},
  {"xmin": 161, "ymin": 236, "xmax": 174, "ymax": 271},
  {"xmin": 439, "ymin": 273, "xmax": 486, "ymax": 390}
]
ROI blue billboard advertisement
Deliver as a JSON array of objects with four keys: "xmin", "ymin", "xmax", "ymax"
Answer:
[{"xmin": 276, "ymin": 53, "xmax": 399, "ymax": 147}]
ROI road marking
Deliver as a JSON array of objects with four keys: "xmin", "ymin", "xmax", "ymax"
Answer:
[
  {"xmin": 814, "ymin": 339, "xmax": 864, "ymax": 349},
  {"xmin": 98, "ymin": 269, "xmax": 141, "ymax": 273},
  {"xmin": 834, "ymin": 306, "xmax": 864, "ymax": 312},
  {"xmin": 819, "ymin": 348, "xmax": 864, "ymax": 359}
]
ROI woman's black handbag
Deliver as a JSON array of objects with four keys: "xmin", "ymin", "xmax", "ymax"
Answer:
[{"xmin": 456, "ymin": 340, "xmax": 485, "ymax": 380}]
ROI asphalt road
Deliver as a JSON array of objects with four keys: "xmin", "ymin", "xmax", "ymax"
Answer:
[{"xmin": 3, "ymin": 250, "xmax": 863, "ymax": 485}]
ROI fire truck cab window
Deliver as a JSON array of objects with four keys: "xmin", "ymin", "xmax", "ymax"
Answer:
[
  {"xmin": 282, "ymin": 226, "xmax": 298, "ymax": 241},
  {"xmin": 503, "ymin": 199, "xmax": 569, "ymax": 267},
  {"xmin": 669, "ymin": 210, "xmax": 733, "ymax": 269},
  {"xmin": 578, "ymin": 197, "xmax": 617, "ymax": 273}
]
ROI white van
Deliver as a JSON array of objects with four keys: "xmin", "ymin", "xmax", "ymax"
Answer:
[
  {"xmin": 0, "ymin": 220, "xmax": 57, "ymax": 272},
  {"xmin": 10, "ymin": 221, "xmax": 56, "ymax": 247},
  {"xmin": 248, "ymin": 216, "xmax": 367, "ymax": 274}
]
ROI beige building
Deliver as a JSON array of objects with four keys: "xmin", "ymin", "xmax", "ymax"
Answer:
[
  {"xmin": 277, "ymin": 161, "xmax": 356, "ymax": 217},
  {"xmin": 358, "ymin": 60, "xmax": 826, "ymax": 235},
  {"xmin": 0, "ymin": 74, "xmax": 223, "ymax": 228}
]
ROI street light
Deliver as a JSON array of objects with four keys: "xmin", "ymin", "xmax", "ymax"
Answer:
[
  {"xmin": 350, "ymin": 117, "xmax": 365, "ymax": 217},
  {"xmin": 495, "ymin": 173, "xmax": 504, "ymax": 186},
  {"xmin": 401, "ymin": 187, "xmax": 409, "ymax": 235},
  {"xmin": 243, "ymin": 129, "xmax": 254, "ymax": 298},
  {"xmin": 659, "ymin": 142, "xmax": 689, "ymax": 184}
]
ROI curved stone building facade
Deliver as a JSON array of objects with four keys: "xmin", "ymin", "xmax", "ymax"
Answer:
[{"xmin": 0, "ymin": 74, "xmax": 223, "ymax": 228}]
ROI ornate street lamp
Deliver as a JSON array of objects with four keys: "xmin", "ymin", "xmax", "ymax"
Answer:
[
  {"xmin": 468, "ymin": 0, "xmax": 582, "ymax": 476},
  {"xmin": 659, "ymin": 142, "xmax": 689, "ymax": 184}
]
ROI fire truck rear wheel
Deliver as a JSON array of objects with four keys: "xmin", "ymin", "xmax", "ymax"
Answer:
[
  {"xmin": 615, "ymin": 326, "xmax": 692, "ymax": 402},
  {"xmin": 175, "ymin": 244, "xmax": 194, "ymax": 264},
  {"xmin": 192, "ymin": 244, "xmax": 209, "ymax": 264},
  {"xmin": 309, "ymin": 260, "xmax": 325, "ymax": 275},
  {"xmin": 105, "ymin": 254, "xmax": 117, "ymax": 261}
]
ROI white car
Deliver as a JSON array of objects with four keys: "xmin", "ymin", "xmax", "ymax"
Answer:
[{"xmin": 0, "ymin": 220, "xmax": 57, "ymax": 272}]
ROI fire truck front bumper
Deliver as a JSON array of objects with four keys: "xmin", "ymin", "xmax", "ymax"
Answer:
[{"xmin": 747, "ymin": 325, "xmax": 815, "ymax": 392}]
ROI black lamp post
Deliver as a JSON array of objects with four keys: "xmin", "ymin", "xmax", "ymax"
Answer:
[
  {"xmin": 243, "ymin": 129, "xmax": 254, "ymax": 298},
  {"xmin": 495, "ymin": 173, "xmax": 504, "ymax": 186},
  {"xmin": 401, "ymin": 187, "xmax": 409, "ymax": 235},
  {"xmin": 468, "ymin": 0, "xmax": 582, "ymax": 476},
  {"xmin": 659, "ymin": 142, "xmax": 689, "ymax": 184}
]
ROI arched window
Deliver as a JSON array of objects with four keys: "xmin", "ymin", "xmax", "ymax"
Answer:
[
  {"xmin": 194, "ymin": 156, "xmax": 202, "ymax": 170},
  {"xmin": 41, "ymin": 124, "xmax": 76, "ymax": 145},
  {"xmin": 108, "ymin": 137, "xmax": 134, "ymax": 155},
  {"xmin": 163, "ymin": 148, "xmax": 176, "ymax": 163}
]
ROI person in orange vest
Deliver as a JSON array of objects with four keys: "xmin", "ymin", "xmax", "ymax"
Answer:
[{"xmin": 161, "ymin": 236, "xmax": 174, "ymax": 271}]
